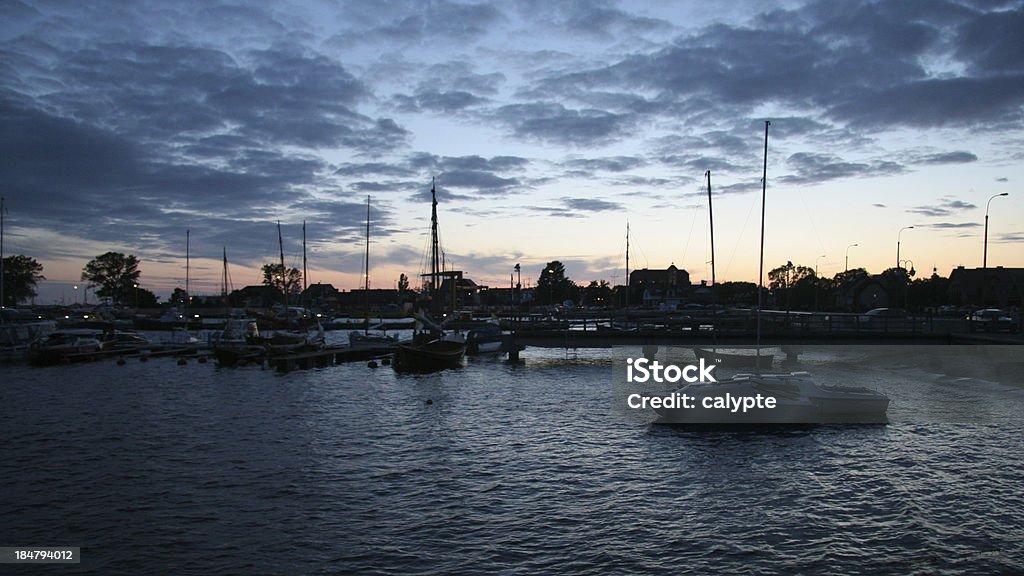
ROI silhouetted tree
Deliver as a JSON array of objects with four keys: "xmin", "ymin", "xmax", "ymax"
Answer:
[
  {"xmin": 768, "ymin": 261, "xmax": 816, "ymax": 310},
  {"xmin": 535, "ymin": 261, "xmax": 577, "ymax": 306},
  {"xmin": 261, "ymin": 263, "xmax": 302, "ymax": 301},
  {"xmin": 583, "ymin": 280, "xmax": 613, "ymax": 307},
  {"xmin": 2, "ymin": 255, "xmax": 45, "ymax": 306},
  {"xmin": 81, "ymin": 252, "xmax": 141, "ymax": 305}
]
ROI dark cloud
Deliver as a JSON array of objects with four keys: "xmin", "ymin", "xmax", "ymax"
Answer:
[
  {"xmin": 912, "ymin": 151, "xmax": 979, "ymax": 165},
  {"xmin": 956, "ymin": 6, "xmax": 1024, "ymax": 74},
  {"xmin": 907, "ymin": 197, "xmax": 978, "ymax": 217},
  {"xmin": 327, "ymin": 1, "xmax": 505, "ymax": 48},
  {"xmin": 492, "ymin": 102, "xmax": 633, "ymax": 146},
  {"xmin": 563, "ymin": 156, "xmax": 646, "ymax": 174},
  {"xmin": 561, "ymin": 197, "xmax": 623, "ymax": 212},
  {"xmin": 397, "ymin": 89, "xmax": 488, "ymax": 113},
  {"xmin": 780, "ymin": 152, "xmax": 906, "ymax": 185},
  {"xmin": 927, "ymin": 222, "xmax": 982, "ymax": 229}
]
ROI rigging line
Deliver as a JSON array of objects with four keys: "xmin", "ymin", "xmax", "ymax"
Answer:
[
  {"xmin": 721, "ymin": 190, "xmax": 758, "ymax": 281},
  {"xmin": 679, "ymin": 194, "xmax": 701, "ymax": 274},
  {"xmin": 797, "ymin": 188, "xmax": 827, "ymax": 264}
]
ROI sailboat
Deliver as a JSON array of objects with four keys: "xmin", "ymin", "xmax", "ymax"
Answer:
[
  {"xmin": 655, "ymin": 122, "xmax": 889, "ymax": 424},
  {"xmin": 350, "ymin": 196, "xmax": 398, "ymax": 347},
  {"xmin": 392, "ymin": 179, "xmax": 466, "ymax": 372},
  {"xmin": 692, "ymin": 169, "xmax": 775, "ymax": 368}
]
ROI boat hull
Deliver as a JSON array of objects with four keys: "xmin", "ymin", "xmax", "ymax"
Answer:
[
  {"xmin": 654, "ymin": 372, "xmax": 889, "ymax": 424},
  {"xmin": 393, "ymin": 339, "xmax": 465, "ymax": 373}
]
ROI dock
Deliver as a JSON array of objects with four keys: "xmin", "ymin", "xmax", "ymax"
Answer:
[{"xmin": 268, "ymin": 343, "xmax": 397, "ymax": 372}]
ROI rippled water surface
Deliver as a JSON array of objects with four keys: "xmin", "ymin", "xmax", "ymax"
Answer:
[{"xmin": 2, "ymin": 346, "xmax": 1024, "ymax": 575}]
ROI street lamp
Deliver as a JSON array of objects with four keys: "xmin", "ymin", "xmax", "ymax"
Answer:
[
  {"xmin": 845, "ymin": 243, "xmax": 858, "ymax": 272},
  {"xmin": 899, "ymin": 259, "xmax": 915, "ymax": 310},
  {"xmin": 134, "ymin": 283, "xmax": 139, "ymax": 309},
  {"xmin": 984, "ymin": 192, "xmax": 1009, "ymax": 270},
  {"xmin": 897, "ymin": 226, "xmax": 914, "ymax": 269}
]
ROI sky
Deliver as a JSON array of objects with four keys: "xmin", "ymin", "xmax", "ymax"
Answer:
[{"xmin": 1, "ymin": 0, "xmax": 1022, "ymax": 304}]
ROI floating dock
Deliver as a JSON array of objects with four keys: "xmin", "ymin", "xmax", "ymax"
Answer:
[{"xmin": 268, "ymin": 343, "xmax": 397, "ymax": 372}]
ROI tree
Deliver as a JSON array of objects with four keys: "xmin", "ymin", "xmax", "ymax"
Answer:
[
  {"xmin": 261, "ymin": 263, "xmax": 302, "ymax": 300},
  {"xmin": 2, "ymin": 255, "xmax": 45, "ymax": 306},
  {"xmin": 170, "ymin": 287, "xmax": 189, "ymax": 306},
  {"xmin": 768, "ymin": 261, "xmax": 816, "ymax": 310},
  {"xmin": 535, "ymin": 261, "xmax": 577, "ymax": 306},
  {"xmin": 397, "ymin": 273, "xmax": 410, "ymax": 294},
  {"xmin": 134, "ymin": 287, "xmax": 159, "ymax": 308},
  {"xmin": 81, "ymin": 252, "xmax": 141, "ymax": 305},
  {"xmin": 583, "ymin": 280, "xmax": 613, "ymax": 307}
]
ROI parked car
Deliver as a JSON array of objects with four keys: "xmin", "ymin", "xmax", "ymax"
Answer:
[
  {"xmin": 968, "ymin": 308, "xmax": 1017, "ymax": 333},
  {"xmin": 860, "ymin": 307, "xmax": 907, "ymax": 321}
]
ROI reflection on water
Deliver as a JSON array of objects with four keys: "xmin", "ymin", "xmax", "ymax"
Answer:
[{"xmin": 1, "ymin": 345, "xmax": 1023, "ymax": 575}]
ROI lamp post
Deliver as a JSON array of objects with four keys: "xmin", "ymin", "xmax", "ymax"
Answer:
[
  {"xmin": 897, "ymin": 226, "xmax": 914, "ymax": 269},
  {"xmin": 73, "ymin": 285, "xmax": 79, "ymax": 305},
  {"xmin": 134, "ymin": 283, "xmax": 139, "ymax": 310},
  {"xmin": 845, "ymin": 243, "xmax": 858, "ymax": 273},
  {"xmin": 899, "ymin": 259, "xmax": 915, "ymax": 310},
  {"xmin": 984, "ymin": 192, "xmax": 1009, "ymax": 270}
]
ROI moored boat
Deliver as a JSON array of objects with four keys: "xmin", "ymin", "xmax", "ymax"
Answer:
[{"xmin": 653, "ymin": 371, "xmax": 890, "ymax": 424}]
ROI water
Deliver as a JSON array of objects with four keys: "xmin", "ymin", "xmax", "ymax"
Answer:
[{"xmin": 2, "ymin": 346, "xmax": 1024, "ymax": 575}]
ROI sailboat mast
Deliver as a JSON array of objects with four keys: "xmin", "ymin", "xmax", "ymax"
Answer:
[
  {"xmin": 430, "ymin": 178, "xmax": 440, "ymax": 306},
  {"xmin": 185, "ymin": 228, "xmax": 190, "ymax": 321},
  {"xmin": 625, "ymin": 220, "xmax": 630, "ymax": 309},
  {"xmin": 757, "ymin": 121, "xmax": 770, "ymax": 350},
  {"xmin": 302, "ymin": 221, "xmax": 307, "ymax": 295},
  {"xmin": 364, "ymin": 195, "xmax": 371, "ymax": 334},
  {"xmin": 222, "ymin": 246, "xmax": 230, "ymax": 314},
  {"xmin": 278, "ymin": 220, "xmax": 286, "ymax": 307},
  {"xmin": 706, "ymin": 171, "xmax": 716, "ymax": 287}
]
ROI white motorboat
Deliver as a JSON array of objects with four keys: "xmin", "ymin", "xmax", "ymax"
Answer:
[{"xmin": 652, "ymin": 371, "xmax": 889, "ymax": 424}]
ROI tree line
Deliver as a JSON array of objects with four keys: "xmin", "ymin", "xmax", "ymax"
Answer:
[{"xmin": 0, "ymin": 251, "xmax": 961, "ymax": 312}]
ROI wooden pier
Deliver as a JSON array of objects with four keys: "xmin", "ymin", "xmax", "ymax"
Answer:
[{"xmin": 268, "ymin": 343, "xmax": 397, "ymax": 372}]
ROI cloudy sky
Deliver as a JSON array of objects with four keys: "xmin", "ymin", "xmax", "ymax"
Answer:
[{"xmin": 2, "ymin": 0, "xmax": 1022, "ymax": 303}]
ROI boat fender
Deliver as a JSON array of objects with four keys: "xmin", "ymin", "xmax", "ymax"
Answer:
[{"xmin": 368, "ymin": 360, "xmax": 378, "ymax": 368}]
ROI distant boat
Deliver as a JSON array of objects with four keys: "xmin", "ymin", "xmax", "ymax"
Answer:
[
  {"xmin": 465, "ymin": 322, "xmax": 504, "ymax": 355},
  {"xmin": 27, "ymin": 329, "xmax": 108, "ymax": 365},
  {"xmin": 656, "ymin": 122, "xmax": 888, "ymax": 424},
  {"xmin": 653, "ymin": 371, "xmax": 890, "ymax": 424},
  {"xmin": 393, "ymin": 179, "xmax": 466, "ymax": 372},
  {"xmin": 350, "ymin": 195, "xmax": 398, "ymax": 347}
]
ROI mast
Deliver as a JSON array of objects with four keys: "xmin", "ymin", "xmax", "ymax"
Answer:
[
  {"xmin": 221, "ymin": 246, "xmax": 230, "ymax": 314},
  {"xmin": 625, "ymin": 220, "xmax": 630, "ymax": 309},
  {"xmin": 706, "ymin": 171, "xmax": 716, "ymax": 287},
  {"xmin": 364, "ymin": 195, "xmax": 371, "ymax": 334},
  {"xmin": 185, "ymin": 228, "xmax": 190, "ymax": 323},
  {"xmin": 757, "ymin": 120, "xmax": 770, "ymax": 354},
  {"xmin": 278, "ymin": 220, "xmax": 286, "ymax": 307},
  {"xmin": 302, "ymin": 220, "xmax": 307, "ymax": 296},
  {"xmin": 430, "ymin": 178, "xmax": 440, "ymax": 312}
]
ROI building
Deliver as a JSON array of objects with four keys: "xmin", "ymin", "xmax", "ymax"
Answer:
[
  {"xmin": 628, "ymin": 264, "xmax": 691, "ymax": 309},
  {"xmin": 948, "ymin": 267, "xmax": 1024, "ymax": 307}
]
